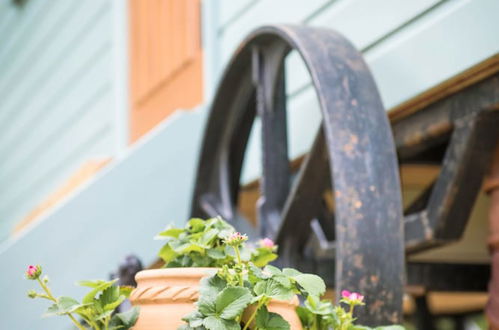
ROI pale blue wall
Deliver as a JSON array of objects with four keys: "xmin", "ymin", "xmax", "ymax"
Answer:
[
  {"xmin": 206, "ymin": 0, "xmax": 499, "ymax": 182},
  {"xmin": 0, "ymin": 107, "xmax": 207, "ymax": 329},
  {"xmin": 0, "ymin": 0, "xmax": 128, "ymax": 241}
]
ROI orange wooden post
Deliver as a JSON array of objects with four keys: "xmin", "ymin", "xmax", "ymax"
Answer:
[{"xmin": 129, "ymin": 0, "xmax": 203, "ymax": 142}]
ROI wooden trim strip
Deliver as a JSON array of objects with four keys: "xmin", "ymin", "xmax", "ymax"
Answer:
[{"xmin": 388, "ymin": 54, "xmax": 499, "ymax": 122}]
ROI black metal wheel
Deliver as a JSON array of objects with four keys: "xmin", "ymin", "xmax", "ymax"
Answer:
[{"xmin": 190, "ymin": 25, "xmax": 404, "ymax": 325}]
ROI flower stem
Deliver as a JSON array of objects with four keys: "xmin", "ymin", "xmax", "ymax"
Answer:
[
  {"xmin": 233, "ymin": 245, "xmax": 244, "ymax": 286},
  {"xmin": 242, "ymin": 299, "xmax": 265, "ymax": 330},
  {"xmin": 36, "ymin": 278, "xmax": 86, "ymax": 330},
  {"xmin": 234, "ymin": 245, "xmax": 242, "ymax": 264}
]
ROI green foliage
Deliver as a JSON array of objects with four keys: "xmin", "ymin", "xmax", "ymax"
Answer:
[
  {"xmin": 25, "ymin": 267, "xmax": 139, "ymax": 330},
  {"xmin": 156, "ymin": 217, "xmax": 277, "ymax": 268},
  {"xmin": 176, "ymin": 217, "xmax": 404, "ymax": 330}
]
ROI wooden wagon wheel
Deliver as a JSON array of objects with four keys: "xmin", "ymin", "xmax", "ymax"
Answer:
[{"xmin": 190, "ymin": 25, "xmax": 404, "ymax": 325}]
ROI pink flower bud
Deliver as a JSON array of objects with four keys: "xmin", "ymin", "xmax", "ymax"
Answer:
[
  {"xmin": 341, "ymin": 289, "xmax": 364, "ymax": 303},
  {"xmin": 259, "ymin": 238, "xmax": 275, "ymax": 249},
  {"xmin": 25, "ymin": 265, "xmax": 42, "ymax": 280}
]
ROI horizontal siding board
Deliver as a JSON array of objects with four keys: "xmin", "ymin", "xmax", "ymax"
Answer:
[
  {"xmin": 217, "ymin": 0, "xmax": 256, "ymax": 29},
  {"xmin": 0, "ymin": 0, "xmax": 74, "ymax": 96},
  {"xmin": 0, "ymin": 0, "xmax": 120, "ymax": 239},
  {"xmin": 0, "ymin": 107, "xmax": 207, "ymax": 328},
  {"xmin": 0, "ymin": 0, "xmax": 110, "ymax": 129},
  {"xmin": 0, "ymin": 0, "xmax": 51, "ymax": 66},
  {"xmin": 0, "ymin": 126, "xmax": 112, "ymax": 240},
  {"xmin": 0, "ymin": 97, "xmax": 113, "ymax": 219},
  {"xmin": 219, "ymin": 0, "xmax": 330, "ymax": 65},
  {"xmin": 286, "ymin": 0, "xmax": 442, "ymax": 95},
  {"xmin": 366, "ymin": 0, "xmax": 499, "ymax": 109},
  {"xmin": 0, "ymin": 12, "xmax": 112, "ymax": 159}
]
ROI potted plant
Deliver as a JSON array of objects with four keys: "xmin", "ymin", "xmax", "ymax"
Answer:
[
  {"xmin": 25, "ymin": 217, "xmax": 403, "ymax": 329},
  {"xmin": 129, "ymin": 217, "xmax": 404, "ymax": 330},
  {"xmin": 24, "ymin": 265, "xmax": 139, "ymax": 329}
]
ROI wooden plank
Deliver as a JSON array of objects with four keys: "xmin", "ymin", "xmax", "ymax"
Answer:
[{"xmin": 389, "ymin": 54, "xmax": 499, "ymax": 121}]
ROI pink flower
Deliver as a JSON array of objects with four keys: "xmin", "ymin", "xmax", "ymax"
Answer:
[
  {"xmin": 341, "ymin": 290, "xmax": 364, "ymax": 303},
  {"xmin": 225, "ymin": 232, "xmax": 248, "ymax": 246},
  {"xmin": 25, "ymin": 265, "xmax": 42, "ymax": 280},
  {"xmin": 259, "ymin": 238, "xmax": 275, "ymax": 249}
]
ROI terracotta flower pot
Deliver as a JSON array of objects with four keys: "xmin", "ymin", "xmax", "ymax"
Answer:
[
  {"xmin": 129, "ymin": 267, "xmax": 303, "ymax": 329},
  {"xmin": 242, "ymin": 296, "xmax": 302, "ymax": 330}
]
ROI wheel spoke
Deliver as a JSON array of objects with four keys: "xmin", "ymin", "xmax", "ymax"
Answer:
[
  {"xmin": 252, "ymin": 44, "xmax": 291, "ymax": 237},
  {"xmin": 275, "ymin": 126, "xmax": 330, "ymax": 255}
]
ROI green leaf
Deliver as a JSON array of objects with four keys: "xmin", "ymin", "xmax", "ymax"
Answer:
[
  {"xmin": 155, "ymin": 226, "xmax": 184, "ymax": 239},
  {"xmin": 253, "ymin": 279, "xmax": 294, "ymax": 301},
  {"xmin": 293, "ymin": 274, "xmax": 326, "ymax": 296},
  {"xmin": 198, "ymin": 297, "xmax": 217, "ymax": 316},
  {"xmin": 119, "ymin": 285, "xmax": 134, "ymax": 298},
  {"xmin": 99, "ymin": 286, "xmax": 120, "ymax": 306},
  {"xmin": 200, "ymin": 274, "xmax": 227, "ymax": 300},
  {"xmin": 188, "ymin": 218, "xmax": 206, "ymax": 232},
  {"xmin": 215, "ymin": 287, "xmax": 253, "ymax": 320},
  {"xmin": 263, "ymin": 265, "xmax": 282, "ymax": 276},
  {"xmin": 109, "ymin": 307, "xmax": 140, "ymax": 330},
  {"xmin": 272, "ymin": 275, "xmax": 291, "ymax": 288},
  {"xmin": 80, "ymin": 279, "xmax": 118, "ymax": 304},
  {"xmin": 182, "ymin": 310, "xmax": 204, "ymax": 328},
  {"xmin": 282, "ymin": 268, "xmax": 302, "ymax": 277},
  {"xmin": 203, "ymin": 315, "xmax": 239, "ymax": 330},
  {"xmin": 44, "ymin": 297, "xmax": 84, "ymax": 316},
  {"xmin": 77, "ymin": 279, "xmax": 113, "ymax": 288},
  {"xmin": 255, "ymin": 306, "xmax": 290, "ymax": 330},
  {"xmin": 296, "ymin": 306, "xmax": 315, "ymax": 328},
  {"xmin": 374, "ymin": 326, "xmax": 405, "ymax": 330},
  {"xmin": 252, "ymin": 251, "xmax": 278, "ymax": 267},
  {"xmin": 207, "ymin": 248, "xmax": 225, "ymax": 260},
  {"xmin": 170, "ymin": 241, "xmax": 206, "ymax": 254}
]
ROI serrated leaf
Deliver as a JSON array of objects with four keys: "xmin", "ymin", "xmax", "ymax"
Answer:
[
  {"xmin": 109, "ymin": 306, "xmax": 140, "ymax": 330},
  {"xmin": 44, "ymin": 297, "xmax": 84, "ymax": 317},
  {"xmin": 99, "ymin": 286, "xmax": 120, "ymax": 306},
  {"xmin": 273, "ymin": 275, "xmax": 291, "ymax": 288},
  {"xmin": 215, "ymin": 287, "xmax": 252, "ymax": 320},
  {"xmin": 207, "ymin": 248, "xmax": 225, "ymax": 260},
  {"xmin": 81, "ymin": 279, "xmax": 118, "ymax": 304},
  {"xmin": 293, "ymin": 274, "xmax": 326, "ymax": 296},
  {"xmin": 255, "ymin": 306, "xmax": 290, "ymax": 330},
  {"xmin": 203, "ymin": 315, "xmax": 239, "ymax": 330},
  {"xmin": 254, "ymin": 279, "xmax": 294, "ymax": 301},
  {"xmin": 200, "ymin": 274, "xmax": 227, "ymax": 300}
]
